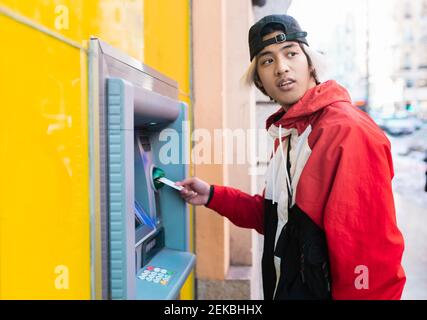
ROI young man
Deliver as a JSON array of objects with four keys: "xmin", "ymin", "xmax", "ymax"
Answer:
[{"xmin": 176, "ymin": 14, "xmax": 406, "ymax": 300}]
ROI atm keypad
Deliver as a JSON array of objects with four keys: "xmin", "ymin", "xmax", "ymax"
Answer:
[{"xmin": 138, "ymin": 265, "xmax": 174, "ymax": 285}]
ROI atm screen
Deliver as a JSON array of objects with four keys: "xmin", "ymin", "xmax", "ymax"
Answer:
[
  {"xmin": 134, "ymin": 134, "xmax": 158, "ymax": 228},
  {"xmin": 135, "ymin": 199, "xmax": 158, "ymax": 247},
  {"xmin": 134, "ymin": 201, "xmax": 156, "ymax": 229}
]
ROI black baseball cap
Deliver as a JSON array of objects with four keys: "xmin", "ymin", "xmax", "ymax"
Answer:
[{"xmin": 248, "ymin": 14, "xmax": 308, "ymax": 61}]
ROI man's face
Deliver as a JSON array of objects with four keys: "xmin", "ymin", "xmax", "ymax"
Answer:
[{"xmin": 256, "ymin": 31, "xmax": 317, "ymax": 108}]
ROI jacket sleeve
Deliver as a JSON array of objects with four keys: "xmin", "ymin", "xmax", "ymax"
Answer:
[
  {"xmin": 297, "ymin": 120, "xmax": 406, "ymax": 300},
  {"xmin": 205, "ymin": 185, "xmax": 265, "ymax": 234}
]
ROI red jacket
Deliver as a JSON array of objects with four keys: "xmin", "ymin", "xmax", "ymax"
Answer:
[{"xmin": 206, "ymin": 80, "xmax": 406, "ymax": 299}]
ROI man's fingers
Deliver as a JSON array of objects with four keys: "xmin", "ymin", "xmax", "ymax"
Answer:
[
  {"xmin": 182, "ymin": 190, "xmax": 197, "ymax": 201},
  {"xmin": 188, "ymin": 192, "xmax": 198, "ymax": 198},
  {"xmin": 185, "ymin": 191, "xmax": 197, "ymax": 198},
  {"xmin": 179, "ymin": 186, "xmax": 197, "ymax": 195},
  {"xmin": 175, "ymin": 177, "xmax": 195, "ymax": 187},
  {"xmin": 176, "ymin": 178, "xmax": 201, "ymax": 203},
  {"xmin": 183, "ymin": 195, "xmax": 195, "ymax": 202},
  {"xmin": 180, "ymin": 188, "xmax": 192, "ymax": 195}
]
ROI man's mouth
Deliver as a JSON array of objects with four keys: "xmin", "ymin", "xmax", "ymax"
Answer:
[{"xmin": 277, "ymin": 78, "xmax": 296, "ymax": 90}]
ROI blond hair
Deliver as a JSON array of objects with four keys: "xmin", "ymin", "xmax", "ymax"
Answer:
[{"xmin": 241, "ymin": 43, "xmax": 329, "ymax": 93}]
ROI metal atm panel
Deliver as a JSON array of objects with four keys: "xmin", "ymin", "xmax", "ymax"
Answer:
[{"xmin": 89, "ymin": 39, "xmax": 195, "ymax": 300}]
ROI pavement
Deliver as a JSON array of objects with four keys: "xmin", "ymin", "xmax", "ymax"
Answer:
[
  {"xmin": 389, "ymin": 127, "xmax": 427, "ymax": 300},
  {"xmin": 395, "ymin": 193, "xmax": 427, "ymax": 300}
]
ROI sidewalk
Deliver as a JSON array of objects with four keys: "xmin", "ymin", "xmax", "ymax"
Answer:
[
  {"xmin": 387, "ymin": 128, "xmax": 427, "ymax": 299},
  {"xmin": 394, "ymin": 193, "xmax": 427, "ymax": 300}
]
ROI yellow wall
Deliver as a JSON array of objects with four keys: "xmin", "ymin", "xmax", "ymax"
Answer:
[
  {"xmin": 143, "ymin": 0, "xmax": 194, "ymax": 300},
  {"xmin": 0, "ymin": 0, "xmax": 144, "ymax": 299},
  {"xmin": 0, "ymin": 12, "xmax": 90, "ymax": 299},
  {"xmin": 0, "ymin": 0, "xmax": 194, "ymax": 299},
  {"xmin": 0, "ymin": 0, "xmax": 144, "ymax": 59},
  {"xmin": 144, "ymin": 0, "xmax": 191, "ymax": 102}
]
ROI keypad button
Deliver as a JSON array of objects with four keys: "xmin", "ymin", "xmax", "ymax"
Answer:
[{"xmin": 140, "ymin": 266, "xmax": 174, "ymax": 285}]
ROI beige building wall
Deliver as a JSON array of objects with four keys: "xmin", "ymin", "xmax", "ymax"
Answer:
[
  {"xmin": 225, "ymin": 0, "xmax": 255, "ymax": 268},
  {"xmin": 192, "ymin": 0, "xmax": 229, "ymax": 282},
  {"xmin": 192, "ymin": 0, "xmax": 263, "ymax": 299},
  {"xmin": 393, "ymin": 0, "xmax": 427, "ymax": 117}
]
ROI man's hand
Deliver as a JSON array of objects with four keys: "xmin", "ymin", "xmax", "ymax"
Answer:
[{"xmin": 175, "ymin": 177, "xmax": 211, "ymax": 206}]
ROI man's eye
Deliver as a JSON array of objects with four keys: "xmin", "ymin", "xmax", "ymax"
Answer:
[
  {"xmin": 287, "ymin": 52, "xmax": 297, "ymax": 58},
  {"xmin": 262, "ymin": 58, "xmax": 273, "ymax": 65}
]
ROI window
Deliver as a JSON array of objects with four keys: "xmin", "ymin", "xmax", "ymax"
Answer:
[
  {"xmin": 403, "ymin": 53, "xmax": 412, "ymax": 70},
  {"xmin": 422, "ymin": 0, "xmax": 427, "ymax": 18},
  {"xmin": 252, "ymin": 0, "xmax": 267, "ymax": 7},
  {"xmin": 404, "ymin": 26, "xmax": 414, "ymax": 43},
  {"xmin": 404, "ymin": 1, "xmax": 412, "ymax": 18},
  {"xmin": 418, "ymin": 46, "xmax": 427, "ymax": 68},
  {"xmin": 422, "ymin": 23, "xmax": 427, "ymax": 43}
]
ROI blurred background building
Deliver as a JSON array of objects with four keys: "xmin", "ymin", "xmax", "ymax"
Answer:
[{"xmin": 392, "ymin": 0, "xmax": 427, "ymax": 118}]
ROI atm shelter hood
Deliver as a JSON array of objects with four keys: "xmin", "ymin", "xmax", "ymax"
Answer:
[{"xmin": 207, "ymin": 80, "xmax": 406, "ymax": 299}]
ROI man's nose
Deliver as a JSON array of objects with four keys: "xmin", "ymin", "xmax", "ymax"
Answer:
[{"xmin": 275, "ymin": 57, "xmax": 290, "ymax": 76}]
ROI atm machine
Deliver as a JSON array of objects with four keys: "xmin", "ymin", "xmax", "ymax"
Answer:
[{"xmin": 89, "ymin": 39, "xmax": 195, "ymax": 300}]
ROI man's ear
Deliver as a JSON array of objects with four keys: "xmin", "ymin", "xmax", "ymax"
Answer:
[{"xmin": 254, "ymin": 73, "xmax": 264, "ymax": 88}]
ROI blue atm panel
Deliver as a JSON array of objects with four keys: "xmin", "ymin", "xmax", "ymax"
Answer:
[
  {"xmin": 106, "ymin": 77, "xmax": 195, "ymax": 300},
  {"xmin": 92, "ymin": 38, "xmax": 195, "ymax": 300}
]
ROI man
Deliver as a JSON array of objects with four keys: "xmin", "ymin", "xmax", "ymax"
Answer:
[{"xmin": 176, "ymin": 14, "xmax": 406, "ymax": 300}]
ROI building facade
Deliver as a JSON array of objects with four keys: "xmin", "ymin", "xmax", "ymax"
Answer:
[{"xmin": 392, "ymin": 0, "xmax": 427, "ymax": 118}]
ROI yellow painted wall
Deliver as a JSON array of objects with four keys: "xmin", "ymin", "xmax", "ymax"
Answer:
[
  {"xmin": 144, "ymin": 0, "xmax": 191, "ymax": 102},
  {"xmin": 0, "ymin": 13, "xmax": 90, "ymax": 299},
  {"xmin": 144, "ymin": 0, "xmax": 194, "ymax": 300},
  {"xmin": 0, "ymin": 0, "xmax": 195, "ymax": 299},
  {"xmin": 0, "ymin": 0, "xmax": 144, "ymax": 299},
  {"xmin": 0, "ymin": 0, "xmax": 144, "ymax": 59}
]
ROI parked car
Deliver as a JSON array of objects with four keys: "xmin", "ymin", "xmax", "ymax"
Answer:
[
  {"xmin": 368, "ymin": 112, "xmax": 388, "ymax": 130},
  {"xmin": 408, "ymin": 116, "xmax": 424, "ymax": 130},
  {"xmin": 383, "ymin": 117, "xmax": 416, "ymax": 136}
]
